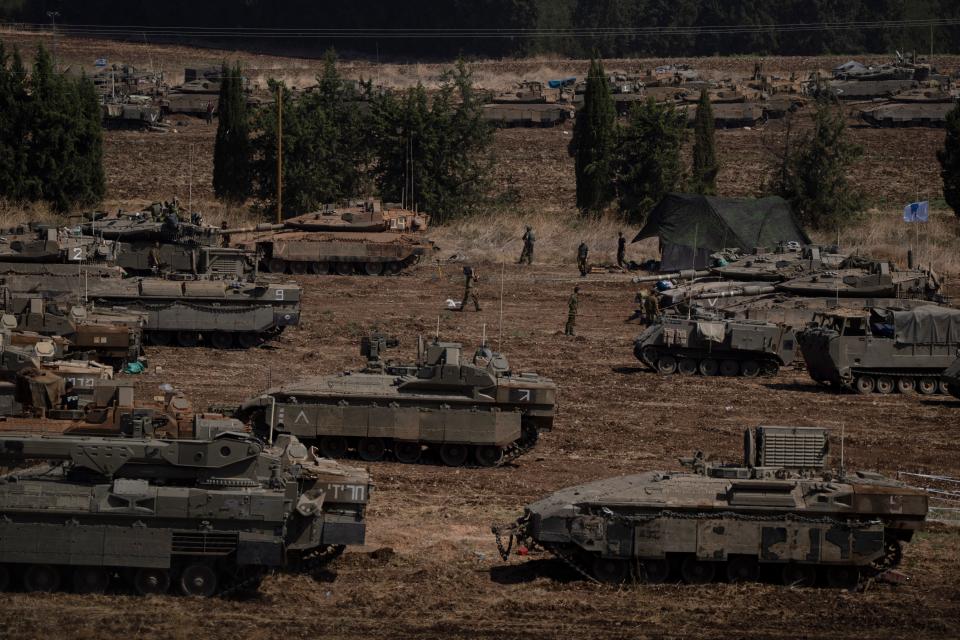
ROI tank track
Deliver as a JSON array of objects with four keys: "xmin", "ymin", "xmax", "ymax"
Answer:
[
  {"xmin": 636, "ymin": 344, "xmax": 781, "ymax": 378},
  {"xmin": 844, "ymin": 368, "xmax": 951, "ymax": 395}
]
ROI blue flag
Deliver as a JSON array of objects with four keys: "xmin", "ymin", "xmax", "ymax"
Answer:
[
  {"xmin": 903, "ymin": 201, "xmax": 929, "ymax": 222},
  {"xmin": 95, "ymin": 58, "xmax": 107, "ymax": 68}
]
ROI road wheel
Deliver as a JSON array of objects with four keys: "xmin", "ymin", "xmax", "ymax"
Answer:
[
  {"xmin": 319, "ymin": 436, "xmax": 348, "ymax": 459},
  {"xmin": 699, "ymin": 358, "xmax": 720, "ymax": 377},
  {"xmin": 639, "ymin": 346, "xmax": 658, "ymax": 367},
  {"xmin": 23, "ymin": 564, "xmax": 60, "ymax": 593},
  {"xmin": 938, "ymin": 380, "xmax": 951, "ymax": 395},
  {"xmin": 591, "ymin": 557, "xmax": 629, "ymax": 584},
  {"xmin": 133, "ymin": 568, "xmax": 170, "ymax": 595},
  {"xmin": 176, "ymin": 331, "xmax": 200, "ymax": 348},
  {"xmin": 677, "ymin": 358, "xmax": 698, "ymax": 376},
  {"xmin": 149, "ymin": 331, "xmax": 172, "ymax": 347},
  {"xmin": 740, "ymin": 360, "xmax": 760, "ymax": 378},
  {"xmin": 474, "ymin": 445, "xmax": 503, "ymax": 468},
  {"xmin": 236, "ymin": 333, "xmax": 260, "ymax": 349},
  {"xmin": 208, "ymin": 332, "xmax": 234, "ymax": 350},
  {"xmin": 896, "ymin": 377, "xmax": 915, "ymax": 393},
  {"xmin": 393, "ymin": 441, "xmax": 422, "ymax": 464},
  {"xmin": 854, "ymin": 375, "xmax": 875, "ymax": 395},
  {"xmin": 726, "ymin": 556, "xmax": 759, "ymax": 583},
  {"xmin": 308, "ymin": 262, "xmax": 328, "ymax": 275},
  {"xmin": 179, "ymin": 563, "xmax": 218, "ymax": 597},
  {"xmin": 760, "ymin": 361, "xmax": 780, "ymax": 376},
  {"xmin": 73, "ymin": 567, "xmax": 110, "ymax": 594},
  {"xmin": 289, "ymin": 261, "xmax": 308, "ymax": 275},
  {"xmin": 335, "ymin": 262, "xmax": 354, "ymax": 276},
  {"xmin": 363, "ymin": 262, "xmax": 384, "ymax": 276},
  {"xmin": 876, "ymin": 376, "xmax": 895, "ymax": 395},
  {"xmin": 680, "ymin": 557, "xmax": 715, "ymax": 584},
  {"xmin": 917, "ymin": 378, "xmax": 938, "ymax": 395},
  {"xmin": 439, "ymin": 443, "xmax": 469, "ymax": 467},
  {"xmin": 657, "ymin": 355, "xmax": 677, "ymax": 375},
  {"xmin": 639, "ymin": 559, "xmax": 671, "ymax": 584},
  {"xmin": 357, "ymin": 437, "xmax": 386, "ymax": 462},
  {"xmin": 825, "ymin": 566, "xmax": 860, "ymax": 590},
  {"xmin": 385, "ymin": 261, "xmax": 402, "ymax": 275},
  {"xmin": 720, "ymin": 359, "xmax": 740, "ymax": 377},
  {"xmin": 781, "ymin": 563, "xmax": 816, "ymax": 587},
  {"xmin": 267, "ymin": 258, "xmax": 287, "ymax": 274}
]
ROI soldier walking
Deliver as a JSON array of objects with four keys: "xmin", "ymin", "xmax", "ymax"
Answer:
[
  {"xmin": 616, "ymin": 231, "xmax": 627, "ymax": 268},
  {"xmin": 640, "ymin": 288, "xmax": 660, "ymax": 324},
  {"xmin": 577, "ymin": 241, "xmax": 589, "ymax": 277},
  {"xmin": 518, "ymin": 226, "xmax": 535, "ymax": 265},
  {"xmin": 564, "ymin": 286, "xmax": 579, "ymax": 336},
  {"xmin": 460, "ymin": 266, "xmax": 482, "ymax": 312}
]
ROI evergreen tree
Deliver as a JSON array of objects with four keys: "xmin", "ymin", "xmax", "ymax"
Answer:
[
  {"xmin": 938, "ymin": 102, "xmax": 960, "ymax": 217},
  {"xmin": 768, "ymin": 100, "xmax": 864, "ymax": 231},
  {"xmin": 690, "ymin": 89, "xmax": 718, "ymax": 195},
  {"xmin": 213, "ymin": 61, "xmax": 251, "ymax": 203},
  {"xmin": 614, "ymin": 97, "xmax": 687, "ymax": 220},
  {"xmin": 571, "ymin": 56, "xmax": 616, "ymax": 215}
]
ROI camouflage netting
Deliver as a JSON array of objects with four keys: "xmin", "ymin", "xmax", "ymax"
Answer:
[
  {"xmin": 891, "ymin": 307, "xmax": 960, "ymax": 345},
  {"xmin": 633, "ymin": 194, "xmax": 811, "ymax": 271}
]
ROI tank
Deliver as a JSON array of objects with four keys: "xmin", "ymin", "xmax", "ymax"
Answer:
[
  {"xmin": 228, "ymin": 200, "xmax": 435, "ymax": 276},
  {"xmin": 634, "ymin": 313, "xmax": 795, "ymax": 377},
  {"xmin": 710, "ymin": 245, "xmax": 846, "ymax": 282},
  {"xmin": 0, "ymin": 224, "xmax": 114, "ymax": 263},
  {"xmin": 860, "ymin": 95, "xmax": 958, "ymax": 128},
  {"xmin": 493, "ymin": 425, "xmax": 927, "ymax": 588},
  {"xmin": 796, "ymin": 307, "xmax": 960, "ymax": 395},
  {"xmin": 233, "ymin": 334, "xmax": 557, "ymax": 467},
  {"xmin": 101, "ymin": 99, "xmax": 163, "ymax": 130},
  {"xmin": 1, "ymin": 274, "xmax": 301, "ymax": 350},
  {"xmin": 0, "ymin": 429, "xmax": 370, "ymax": 596}
]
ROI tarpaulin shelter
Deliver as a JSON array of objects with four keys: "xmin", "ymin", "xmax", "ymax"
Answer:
[{"xmin": 632, "ymin": 194, "xmax": 811, "ymax": 271}]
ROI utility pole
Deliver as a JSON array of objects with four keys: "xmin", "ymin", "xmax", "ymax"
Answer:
[
  {"xmin": 47, "ymin": 11, "xmax": 60, "ymax": 70},
  {"xmin": 276, "ymin": 84, "xmax": 283, "ymax": 224}
]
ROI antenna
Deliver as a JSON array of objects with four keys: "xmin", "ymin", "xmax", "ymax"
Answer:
[
  {"xmin": 436, "ymin": 315, "xmax": 440, "ymax": 341},
  {"xmin": 839, "ymin": 421, "xmax": 845, "ymax": 479},
  {"xmin": 498, "ymin": 260, "xmax": 505, "ymax": 350},
  {"xmin": 481, "ymin": 323, "xmax": 487, "ymax": 347}
]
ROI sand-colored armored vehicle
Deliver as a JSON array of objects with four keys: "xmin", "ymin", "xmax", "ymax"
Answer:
[
  {"xmin": 101, "ymin": 98, "xmax": 163, "ymax": 129},
  {"xmin": 634, "ymin": 314, "xmax": 795, "ymax": 376},
  {"xmin": 234, "ymin": 334, "xmax": 556, "ymax": 467},
  {"xmin": 494, "ymin": 425, "xmax": 927, "ymax": 588},
  {"xmin": 860, "ymin": 92, "xmax": 958, "ymax": 128},
  {"xmin": 0, "ymin": 429, "xmax": 370, "ymax": 596},
  {"xmin": 774, "ymin": 260, "xmax": 941, "ymax": 299},
  {"xmin": 229, "ymin": 200, "xmax": 434, "ymax": 276},
  {"xmin": 797, "ymin": 307, "xmax": 960, "ymax": 394}
]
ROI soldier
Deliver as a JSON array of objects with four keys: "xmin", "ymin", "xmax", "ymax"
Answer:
[
  {"xmin": 518, "ymin": 226, "xmax": 535, "ymax": 265},
  {"xmin": 148, "ymin": 241, "xmax": 165, "ymax": 274},
  {"xmin": 564, "ymin": 286, "xmax": 579, "ymax": 336},
  {"xmin": 641, "ymin": 288, "xmax": 660, "ymax": 324},
  {"xmin": 577, "ymin": 241, "xmax": 589, "ymax": 277},
  {"xmin": 616, "ymin": 231, "xmax": 627, "ymax": 268},
  {"xmin": 460, "ymin": 267, "xmax": 482, "ymax": 312},
  {"xmin": 205, "ymin": 101, "xmax": 214, "ymax": 124}
]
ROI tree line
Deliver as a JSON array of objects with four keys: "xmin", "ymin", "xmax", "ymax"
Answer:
[{"xmin": 4, "ymin": 0, "xmax": 959, "ymax": 58}]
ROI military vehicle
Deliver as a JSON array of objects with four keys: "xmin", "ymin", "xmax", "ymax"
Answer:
[
  {"xmin": 494, "ymin": 425, "xmax": 927, "ymax": 587},
  {"xmin": 710, "ymin": 245, "xmax": 846, "ymax": 282},
  {"xmin": 101, "ymin": 98, "xmax": 164, "ymax": 130},
  {"xmin": 1, "ymin": 274, "xmax": 301, "ymax": 349},
  {"xmin": 774, "ymin": 260, "xmax": 941, "ymax": 299},
  {"xmin": 860, "ymin": 93, "xmax": 958, "ymax": 128},
  {"xmin": 233, "ymin": 333, "xmax": 556, "ymax": 467},
  {"xmin": 482, "ymin": 103, "xmax": 573, "ymax": 127},
  {"xmin": 797, "ymin": 307, "xmax": 960, "ymax": 395},
  {"xmin": 0, "ymin": 429, "xmax": 370, "ymax": 596},
  {"xmin": 229, "ymin": 200, "xmax": 434, "ymax": 276},
  {"xmin": 683, "ymin": 100, "xmax": 766, "ymax": 128},
  {"xmin": 940, "ymin": 357, "xmax": 960, "ymax": 399},
  {"xmin": 634, "ymin": 314, "xmax": 795, "ymax": 377},
  {"xmin": 0, "ymin": 225, "xmax": 114, "ymax": 264}
]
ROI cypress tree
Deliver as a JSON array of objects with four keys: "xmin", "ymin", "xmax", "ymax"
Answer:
[
  {"xmin": 213, "ymin": 61, "xmax": 251, "ymax": 203},
  {"xmin": 571, "ymin": 56, "xmax": 616, "ymax": 215},
  {"xmin": 937, "ymin": 102, "xmax": 960, "ymax": 217},
  {"xmin": 690, "ymin": 89, "xmax": 718, "ymax": 195}
]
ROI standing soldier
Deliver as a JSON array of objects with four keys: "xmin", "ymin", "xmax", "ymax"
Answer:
[
  {"xmin": 577, "ymin": 241, "xmax": 589, "ymax": 277},
  {"xmin": 460, "ymin": 266, "xmax": 482, "ymax": 312},
  {"xmin": 564, "ymin": 286, "xmax": 579, "ymax": 336},
  {"xmin": 519, "ymin": 226, "xmax": 535, "ymax": 265},
  {"xmin": 205, "ymin": 101, "xmax": 215, "ymax": 124},
  {"xmin": 148, "ymin": 241, "xmax": 164, "ymax": 274},
  {"xmin": 616, "ymin": 231, "xmax": 627, "ymax": 268},
  {"xmin": 641, "ymin": 288, "xmax": 660, "ymax": 325}
]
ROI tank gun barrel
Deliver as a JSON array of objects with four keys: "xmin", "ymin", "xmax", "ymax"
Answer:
[
  {"xmin": 695, "ymin": 285, "xmax": 777, "ymax": 300},
  {"xmin": 216, "ymin": 223, "xmax": 287, "ymax": 235},
  {"xmin": 632, "ymin": 269, "xmax": 710, "ymax": 284}
]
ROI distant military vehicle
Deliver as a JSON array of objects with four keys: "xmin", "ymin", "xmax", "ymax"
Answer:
[
  {"xmin": 494, "ymin": 425, "xmax": 927, "ymax": 587},
  {"xmin": 233, "ymin": 333, "xmax": 556, "ymax": 467},
  {"xmin": 229, "ymin": 200, "xmax": 434, "ymax": 276},
  {"xmin": 0, "ymin": 429, "xmax": 370, "ymax": 595},
  {"xmin": 774, "ymin": 260, "xmax": 941, "ymax": 299},
  {"xmin": 634, "ymin": 314, "xmax": 795, "ymax": 376},
  {"xmin": 101, "ymin": 98, "xmax": 163, "ymax": 129},
  {"xmin": 710, "ymin": 244, "xmax": 846, "ymax": 282},
  {"xmin": 797, "ymin": 307, "xmax": 960, "ymax": 394},
  {"xmin": 860, "ymin": 92, "xmax": 958, "ymax": 128},
  {"xmin": 0, "ymin": 225, "xmax": 114, "ymax": 264}
]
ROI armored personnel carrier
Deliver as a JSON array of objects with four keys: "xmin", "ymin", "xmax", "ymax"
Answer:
[
  {"xmin": 797, "ymin": 307, "xmax": 960, "ymax": 394},
  {"xmin": 494, "ymin": 425, "xmax": 927, "ymax": 588},
  {"xmin": 0, "ymin": 429, "xmax": 370, "ymax": 596},
  {"xmin": 228, "ymin": 200, "xmax": 434, "ymax": 276},
  {"xmin": 634, "ymin": 314, "xmax": 795, "ymax": 376},
  {"xmin": 233, "ymin": 334, "xmax": 556, "ymax": 467},
  {"xmin": 941, "ymin": 357, "xmax": 960, "ymax": 399}
]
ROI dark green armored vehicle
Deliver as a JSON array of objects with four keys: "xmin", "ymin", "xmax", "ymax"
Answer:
[
  {"xmin": 494, "ymin": 426, "xmax": 927, "ymax": 588},
  {"xmin": 634, "ymin": 314, "xmax": 796, "ymax": 376},
  {"xmin": 942, "ymin": 357, "xmax": 960, "ymax": 399},
  {"xmin": 0, "ymin": 430, "xmax": 371, "ymax": 596},
  {"xmin": 235, "ymin": 334, "xmax": 557, "ymax": 467},
  {"xmin": 797, "ymin": 307, "xmax": 960, "ymax": 394}
]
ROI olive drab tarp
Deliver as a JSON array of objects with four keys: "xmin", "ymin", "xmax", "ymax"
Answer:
[
  {"xmin": 892, "ymin": 306, "xmax": 960, "ymax": 345},
  {"xmin": 632, "ymin": 194, "xmax": 811, "ymax": 271}
]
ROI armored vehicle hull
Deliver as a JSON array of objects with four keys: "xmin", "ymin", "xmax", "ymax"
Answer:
[
  {"xmin": 710, "ymin": 245, "xmax": 846, "ymax": 282},
  {"xmin": 482, "ymin": 103, "xmax": 572, "ymax": 127},
  {"xmin": 495, "ymin": 426, "xmax": 927, "ymax": 588},
  {"xmin": 797, "ymin": 307, "xmax": 960, "ymax": 395},
  {"xmin": 860, "ymin": 100, "xmax": 956, "ymax": 128},
  {"xmin": 941, "ymin": 357, "xmax": 960, "ymax": 399},
  {"xmin": 635, "ymin": 315, "xmax": 795, "ymax": 377},
  {"xmin": 235, "ymin": 335, "xmax": 556, "ymax": 467}
]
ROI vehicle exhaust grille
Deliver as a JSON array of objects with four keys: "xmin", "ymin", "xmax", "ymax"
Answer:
[{"xmin": 172, "ymin": 531, "xmax": 238, "ymax": 556}]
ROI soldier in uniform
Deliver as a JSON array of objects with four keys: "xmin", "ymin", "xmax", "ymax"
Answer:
[
  {"xmin": 577, "ymin": 241, "xmax": 589, "ymax": 277},
  {"xmin": 640, "ymin": 288, "xmax": 660, "ymax": 324},
  {"xmin": 148, "ymin": 241, "xmax": 165, "ymax": 274},
  {"xmin": 564, "ymin": 286, "xmax": 579, "ymax": 336},
  {"xmin": 460, "ymin": 267, "xmax": 482, "ymax": 312},
  {"xmin": 616, "ymin": 231, "xmax": 627, "ymax": 268},
  {"xmin": 519, "ymin": 226, "xmax": 535, "ymax": 265}
]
